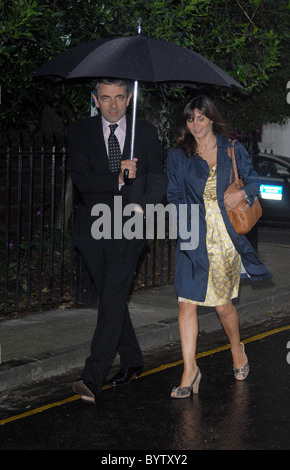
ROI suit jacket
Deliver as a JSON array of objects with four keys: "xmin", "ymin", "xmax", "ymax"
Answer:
[{"xmin": 68, "ymin": 113, "xmax": 168, "ymax": 242}]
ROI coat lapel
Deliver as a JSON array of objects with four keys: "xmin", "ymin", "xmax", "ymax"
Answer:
[
  {"xmin": 90, "ymin": 114, "xmax": 110, "ymax": 171},
  {"xmin": 216, "ymin": 134, "xmax": 232, "ymax": 197}
]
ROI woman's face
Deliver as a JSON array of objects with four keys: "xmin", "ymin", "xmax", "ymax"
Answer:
[{"xmin": 186, "ymin": 108, "xmax": 213, "ymax": 140}]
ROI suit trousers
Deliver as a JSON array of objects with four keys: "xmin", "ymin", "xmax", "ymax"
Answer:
[{"xmin": 77, "ymin": 235, "xmax": 145, "ymax": 396}]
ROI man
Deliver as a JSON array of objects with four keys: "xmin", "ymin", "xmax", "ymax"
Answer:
[{"xmin": 68, "ymin": 78, "xmax": 167, "ymax": 404}]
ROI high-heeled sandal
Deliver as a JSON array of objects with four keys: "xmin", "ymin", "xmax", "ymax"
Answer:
[
  {"xmin": 171, "ymin": 367, "xmax": 201, "ymax": 399},
  {"xmin": 233, "ymin": 342, "xmax": 249, "ymax": 381}
]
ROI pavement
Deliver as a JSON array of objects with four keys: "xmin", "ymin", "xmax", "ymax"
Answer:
[{"xmin": 0, "ymin": 240, "xmax": 290, "ymax": 393}]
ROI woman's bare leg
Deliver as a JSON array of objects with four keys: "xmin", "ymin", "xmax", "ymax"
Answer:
[
  {"xmin": 176, "ymin": 301, "xmax": 199, "ymax": 387},
  {"xmin": 215, "ymin": 301, "xmax": 246, "ymax": 369}
]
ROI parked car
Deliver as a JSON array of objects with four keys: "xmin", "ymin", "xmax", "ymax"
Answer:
[{"xmin": 252, "ymin": 153, "xmax": 290, "ymax": 224}]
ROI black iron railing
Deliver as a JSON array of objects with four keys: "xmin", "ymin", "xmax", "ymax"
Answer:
[{"xmin": 0, "ymin": 134, "xmax": 174, "ymax": 316}]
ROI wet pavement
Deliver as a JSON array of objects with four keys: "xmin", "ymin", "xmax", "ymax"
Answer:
[
  {"xmin": 0, "ymin": 227, "xmax": 290, "ymax": 451},
  {"xmin": 0, "ymin": 313, "xmax": 290, "ymax": 451},
  {"xmin": 1, "ymin": 234, "xmax": 290, "ymax": 394}
]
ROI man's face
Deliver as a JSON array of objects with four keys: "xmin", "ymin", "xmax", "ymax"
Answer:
[{"xmin": 94, "ymin": 83, "xmax": 132, "ymax": 123}]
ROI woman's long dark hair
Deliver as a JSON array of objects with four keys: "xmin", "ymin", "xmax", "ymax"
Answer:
[{"xmin": 173, "ymin": 95, "xmax": 230, "ymax": 157}]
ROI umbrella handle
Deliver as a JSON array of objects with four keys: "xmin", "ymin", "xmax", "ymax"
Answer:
[
  {"xmin": 124, "ymin": 79, "xmax": 138, "ymax": 185},
  {"xmin": 123, "ymin": 168, "xmax": 132, "ymax": 185}
]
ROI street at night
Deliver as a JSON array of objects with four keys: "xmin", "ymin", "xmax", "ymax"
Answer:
[
  {"xmin": 1, "ymin": 313, "xmax": 290, "ymax": 453},
  {"xmin": 1, "ymin": 0, "xmax": 290, "ymax": 458}
]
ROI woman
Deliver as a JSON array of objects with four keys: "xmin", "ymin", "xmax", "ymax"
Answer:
[{"xmin": 166, "ymin": 95, "xmax": 271, "ymax": 399}]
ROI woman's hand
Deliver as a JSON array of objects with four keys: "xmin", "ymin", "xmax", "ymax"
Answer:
[{"xmin": 224, "ymin": 189, "xmax": 247, "ymax": 211}]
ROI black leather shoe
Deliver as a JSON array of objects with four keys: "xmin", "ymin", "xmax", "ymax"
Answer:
[
  {"xmin": 73, "ymin": 380, "xmax": 96, "ymax": 404},
  {"xmin": 110, "ymin": 366, "xmax": 143, "ymax": 387}
]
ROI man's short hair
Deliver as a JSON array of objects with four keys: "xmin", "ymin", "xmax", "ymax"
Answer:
[{"xmin": 95, "ymin": 78, "xmax": 131, "ymax": 97}]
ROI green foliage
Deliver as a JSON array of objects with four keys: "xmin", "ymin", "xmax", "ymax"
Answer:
[
  {"xmin": 1, "ymin": 0, "xmax": 289, "ymax": 136},
  {"xmin": 1, "ymin": 0, "xmax": 67, "ymax": 131}
]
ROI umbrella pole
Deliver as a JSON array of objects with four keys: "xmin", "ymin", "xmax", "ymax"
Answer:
[
  {"xmin": 123, "ymin": 80, "xmax": 137, "ymax": 185},
  {"xmin": 130, "ymin": 18, "xmax": 142, "ymax": 160},
  {"xmin": 124, "ymin": 79, "xmax": 138, "ymax": 184},
  {"xmin": 130, "ymin": 79, "xmax": 138, "ymax": 160},
  {"xmin": 124, "ymin": 18, "xmax": 142, "ymax": 185}
]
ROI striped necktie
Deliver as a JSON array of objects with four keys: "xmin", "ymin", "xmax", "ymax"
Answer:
[{"xmin": 108, "ymin": 124, "xmax": 121, "ymax": 172}]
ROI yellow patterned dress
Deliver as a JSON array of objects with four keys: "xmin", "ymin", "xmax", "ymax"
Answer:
[{"xmin": 178, "ymin": 165, "xmax": 241, "ymax": 306}]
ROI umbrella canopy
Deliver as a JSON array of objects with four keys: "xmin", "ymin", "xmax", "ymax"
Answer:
[
  {"xmin": 31, "ymin": 34, "xmax": 242, "ymax": 89},
  {"xmin": 31, "ymin": 31, "xmax": 242, "ymax": 183}
]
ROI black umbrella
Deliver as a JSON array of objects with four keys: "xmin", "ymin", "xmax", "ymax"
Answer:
[
  {"xmin": 31, "ymin": 34, "xmax": 242, "ymax": 87},
  {"xmin": 31, "ymin": 21, "xmax": 242, "ymax": 182}
]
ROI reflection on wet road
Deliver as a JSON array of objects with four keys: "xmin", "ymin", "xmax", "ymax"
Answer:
[{"xmin": 1, "ymin": 322, "xmax": 290, "ymax": 451}]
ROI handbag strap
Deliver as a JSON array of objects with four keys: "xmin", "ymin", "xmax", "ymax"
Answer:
[{"xmin": 227, "ymin": 139, "xmax": 240, "ymax": 185}]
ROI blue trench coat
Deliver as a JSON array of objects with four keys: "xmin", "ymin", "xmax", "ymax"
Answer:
[{"xmin": 166, "ymin": 133, "xmax": 272, "ymax": 302}]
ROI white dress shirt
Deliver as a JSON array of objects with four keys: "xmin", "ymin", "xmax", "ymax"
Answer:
[{"xmin": 102, "ymin": 115, "xmax": 126, "ymax": 154}]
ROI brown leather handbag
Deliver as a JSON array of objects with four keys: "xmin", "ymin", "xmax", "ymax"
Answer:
[{"xmin": 225, "ymin": 141, "xmax": 262, "ymax": 235}]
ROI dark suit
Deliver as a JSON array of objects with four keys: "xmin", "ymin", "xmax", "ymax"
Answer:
[{"xmin": 68, "ymin": 113, "xmax": 167, "ymax": 396}]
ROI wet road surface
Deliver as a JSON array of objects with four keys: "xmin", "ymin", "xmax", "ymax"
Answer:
[{"xmin": 1, "ymin": 313, "xmax": 290, "ymax": 452}]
